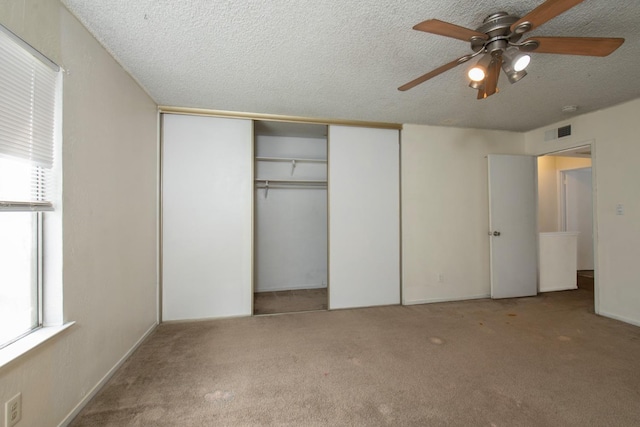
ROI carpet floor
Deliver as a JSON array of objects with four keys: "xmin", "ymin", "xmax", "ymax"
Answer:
[
  {"xmin": 70, "ymin": 289, "xmax": 640, "ymax": 426},
  {"xmin": 254, "ymin": 288, "xmax": 328, "ymax": 315}
]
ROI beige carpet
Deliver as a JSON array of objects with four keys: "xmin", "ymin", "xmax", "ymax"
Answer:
[
  {"xmin": 70, "ymin": 289, "xmax": 640, "ymax": 426},
  {"xmin": 254, "ymin": 288, "xmax": 328, "ymax": 315}
]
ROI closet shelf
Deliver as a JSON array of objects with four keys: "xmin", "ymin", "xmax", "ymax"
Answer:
[{"xmin": 255, "ymin": 156, "xmax": 327, "ymax": 164}]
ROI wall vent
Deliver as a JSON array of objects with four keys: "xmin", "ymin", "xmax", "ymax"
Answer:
[
  {"xmin": 544, "ymin": 124, "xmax": 572, "ymax": 141},
  {"xmin": 558, "ymin": 124, "xmax": 572, "ymax": 138}
]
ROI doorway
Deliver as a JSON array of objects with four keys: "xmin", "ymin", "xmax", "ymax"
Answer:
[
  {"xmin": 537, "ymin": 145, "xmax": 594, "ymax": 297},
  {"xmin": 561, "ymin": 167, "xmax": 594, "ymax": 290},
  {"xmin": 253, "ymin": 121, "xmax": 329, "ymax": 315}
]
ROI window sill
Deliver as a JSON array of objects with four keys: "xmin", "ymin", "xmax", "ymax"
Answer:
[{"xmin": 0, "ymin": 322, "xmax": 75, "ymax": 370}]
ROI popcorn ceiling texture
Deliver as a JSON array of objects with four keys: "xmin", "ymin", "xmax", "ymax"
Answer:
[{"xmin": 61, "ymin": 0, "xmax": 640, "ymax": 131}]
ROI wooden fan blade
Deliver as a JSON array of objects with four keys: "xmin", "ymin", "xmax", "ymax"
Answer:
[
  {"xmin": 477, "ymin": 86, "xmax": 486, "ymax": 99},
  {"xmin": 511, "ymin": 0, "xmax": 585, "ymax": 34},
  {"xmin": 414, "ymin": 19, "xmax": 488, "ymax": 42},
  {"xmin": 398, "ymin": 56, "xmax": 471, "ymax": 91},
  {"xmin": 483, "ymin": 56, "xmax": 502, "ymax": 97},
  {"xmin": 526, "ymin": 37, "xmax": 625, "ymax": 56}
]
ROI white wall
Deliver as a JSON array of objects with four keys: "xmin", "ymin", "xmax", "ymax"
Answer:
[
  {"xmin": 0, "ymin": 1, "xmax": 158, "ymax": 425},
  {"xmin": 525, "ymin": 98, "xmax": 640, "ymax": 326},
  {"xmin": 401, "ymin": 124, "xmax": 525, "ymax": 304},
  {"xmin": 255, "ymin": 135, "xmax": 327, "ymax": 292}
]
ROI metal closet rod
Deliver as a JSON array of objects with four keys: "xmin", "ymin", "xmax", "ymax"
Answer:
[
  {"xmin": 256, "ymin": 179, "xmax": 327, "ymax": 185},
  {"xmin": 256, "ymin": 185, "xmax": 327, "ymax": 190},
  {"xmin": 256, "ymin": 179, "xmax": 327, "ymax": 199},
  {"xmin": 255, "ymin": 179, "xmax": 327, "ymax": 186},
  {"xmin": 255, "ymin": 157, "xmax": 327, "ymax": 163}
]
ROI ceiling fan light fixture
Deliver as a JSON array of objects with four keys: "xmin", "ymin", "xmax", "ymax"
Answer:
[
  {"xmin": 468, "ymin": 53, "xmax": 492, "ymax": 82},
  {"xmin": 501, "ymin": 48, "xmax": 530, "ymax": 84},
  {"xmin": 469, "ymin": 80, "xmax": 484, "ymax": 90},
  {"xmin": 398, "ymin": 0, "xmax": 625, "ymax": 95},
  {"xmin": 506, "ymin": 68, "xmax": 528, "ymax": 84},
  {"xmin": 513, "ymin": 54, "xmax": 531, "ymax": 71},
  {"xmin": 503, "ymin": 48, "xmax": 531, "ymax": 72}
]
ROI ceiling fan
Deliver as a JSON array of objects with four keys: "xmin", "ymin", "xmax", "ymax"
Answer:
[{"xmin": 398, "ymin": 0, "xmax": 624, "ymax": 99}]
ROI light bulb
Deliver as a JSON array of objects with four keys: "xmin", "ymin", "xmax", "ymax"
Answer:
[
  {"xmin": 468, "ymin": 53, "xmax": 492, "ymax": 83},
  {"xmin": 513, "ymin": 54, "xmax": 531, "ymax": 72},
  {"xmin": 468, "ymin": 67, "xmax": 486, "ymax": 82}
]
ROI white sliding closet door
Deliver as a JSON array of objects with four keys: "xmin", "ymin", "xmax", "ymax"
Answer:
[
  {"xmin": 329, "ymin": 125, "xmax": 400, "ymax": 309},
  {"xmin": 162, "ymin": 114, "xmax": 252, "ymax": 321}
]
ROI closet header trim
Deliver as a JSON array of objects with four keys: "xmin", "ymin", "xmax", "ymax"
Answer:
[{"xmin": 158, "ymin": 106, "xmax": 402, "ymax": 130}]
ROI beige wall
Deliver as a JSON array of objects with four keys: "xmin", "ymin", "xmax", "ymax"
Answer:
[
  {"xmin": 537, "ymin": 156, "xmax": 592, "ymax": 232},
  {"xmin": 401, "ymin": 124, "xmax": 525, "ymax": 304},
  {"xmin": 0, "ymin": 1, "xmax": 158, "ymax": 425},
  {"xmin": 526, "ymin": 98, "xmax": 640, "ymax": 326},
  {"xmin": 537, "ymin": 156, "xmax": 559, "ymax": 232},
  {"xmin": 555, "ymin": 157, "xmax": 591, "ymax": 171}
]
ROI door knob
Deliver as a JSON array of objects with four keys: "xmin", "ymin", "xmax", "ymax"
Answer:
[{"xmin": 488, "ymin": 231, "xmax": 501, "ymax": 236}]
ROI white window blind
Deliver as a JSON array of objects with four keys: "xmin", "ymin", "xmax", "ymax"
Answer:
[{"xmin": 0, "ymin": 25, "xmax": 59, "ymax": 211}]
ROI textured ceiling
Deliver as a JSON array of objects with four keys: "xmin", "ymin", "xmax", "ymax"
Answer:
[{"xmin": 60, "ymin": 0, "xmax": 640, "ymax": 131}]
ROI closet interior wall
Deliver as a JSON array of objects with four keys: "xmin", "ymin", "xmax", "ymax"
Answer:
[{"xmin": 254, "ymin": 122, "xmax": 328, "ymax": 295}]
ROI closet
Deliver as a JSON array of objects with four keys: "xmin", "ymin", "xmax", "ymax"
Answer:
[
  {"xmin": 161, "ymin": 112, "xmax": 401, "ymax": 322},
  {"xmin": 253, "ymin": 121, "xmax": 328, "ymax": 314}
]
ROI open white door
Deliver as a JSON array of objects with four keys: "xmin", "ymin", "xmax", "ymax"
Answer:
[{"xmin": 488, "ymin": 154, "xmax": 537, "ymax": 299}]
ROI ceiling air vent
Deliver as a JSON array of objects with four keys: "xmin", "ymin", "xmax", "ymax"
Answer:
[{"xmin": 544, "ymin": 124, "xmax": 572, "ymax": 141}]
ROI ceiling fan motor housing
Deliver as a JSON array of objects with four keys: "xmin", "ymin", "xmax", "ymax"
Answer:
[{"xmin": 471, "ymin": 12, "xmax": 523, "ymax": 55}]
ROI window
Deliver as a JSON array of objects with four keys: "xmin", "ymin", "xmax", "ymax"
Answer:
[{"xmin": 0, "ymin": 25, "xmax": 60, "ymax": 349}]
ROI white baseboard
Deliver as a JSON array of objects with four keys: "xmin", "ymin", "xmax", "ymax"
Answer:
[
  {"xmin": 58, "ymin": 322, "xmax": 158, "ymax": 427},
  {"xmin": 539, "ymin": 286, "xmax": 578, "ymax": 293},
  {"xmin": 403, "ymin": 294, "xmax": 490, "ymax": 306},
  {"xmin": 597, "ymin": 310, "xmax": 640, "ymax": 328},
  {"xmin": 162, "ymin": 312, "xmax": 250, "ymax": 323}
]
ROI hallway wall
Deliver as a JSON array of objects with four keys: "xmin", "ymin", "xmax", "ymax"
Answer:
[{"xmin": 526, "ymin": 98, "xmax": 640, "ymax": 326}]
